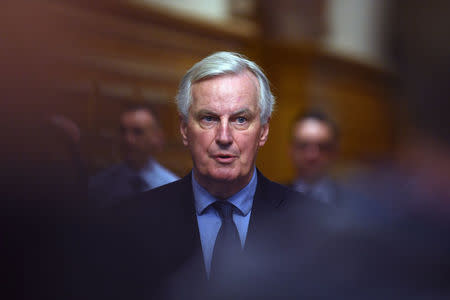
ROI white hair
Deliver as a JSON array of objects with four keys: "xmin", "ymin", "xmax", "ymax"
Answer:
[{"xmin": 175, "ymin": 51, "xmax": 275, "ymax": 124}]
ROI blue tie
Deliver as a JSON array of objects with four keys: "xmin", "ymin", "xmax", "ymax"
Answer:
[{"xmin": 210, "ymin": 201, "xmax": 242, "ymax": 278}]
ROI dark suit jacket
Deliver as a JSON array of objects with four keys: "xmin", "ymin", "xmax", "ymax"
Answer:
[
  {"xmin": 88, "ymin": 164, "xmax": 143, "ymax": 209},
  {"xmin": 79, "ymin": 170, "xmax": 323, "ymax": 300},
  {"xmin": 288, "ymin": 177, "xmax": 343, "ymax": 206}
]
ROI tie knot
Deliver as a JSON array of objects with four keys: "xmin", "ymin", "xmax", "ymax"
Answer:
[{"xmin": 212, "ymin": 201, "xmax": 234, "ymax": 220}]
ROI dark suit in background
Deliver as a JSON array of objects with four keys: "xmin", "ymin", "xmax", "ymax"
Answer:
[
  {"xmin": 288, "ymin": 110, "xmax": 341, "ymax": 206},
  {"xmin": 88, "ymin": 160, "xmax": 178, "ymax": 208},
  {"xmin": 88, "ymin": 106, "xmax": 178, "ymax": 209},
  {"xmin": 289, "ymin": 177, "xmax": 342, "ymax": 206}
]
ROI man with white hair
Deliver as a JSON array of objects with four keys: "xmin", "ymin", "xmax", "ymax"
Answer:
[{"xmin": 91, "ymin": 52, "xmax": 317, "ymax": 299}]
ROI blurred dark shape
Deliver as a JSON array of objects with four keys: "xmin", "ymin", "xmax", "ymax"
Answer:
[
  {"xmin": 0, "ymin": 1, "xmax": 91, "ymax": 297},
  {"xmin": 155, "ymin": 177, "xmax": 450, "ymax": 300},
  {"xmin": 387, "ymin": 0, "xmax": 450, "ymax": 144},
  {"xmin": 1, "ymin": 114, "xmax": 88, "ymax": 300},
  {"xmin": 289, "ymin": 110, "xmax": 342, "ymax": 205},
  {"xmin": 88, "ymin": 105, "xmax": 179, "ymax": 208},
  {"xmin": 382, "ymin": 0, "xmax": 450, "ymax": 207},
  {"xmin": 258, "ymin": 0, "xmax": 326, "ymax": 42},
  {"xmin": 5, "ymin": 114, "xmax": 87, "ymax": 212}
]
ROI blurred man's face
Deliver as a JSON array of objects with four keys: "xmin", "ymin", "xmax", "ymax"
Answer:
[
  {"xmin": 120, "ymin": 110, "xmax": 161, "ymax": 169},
  {"xmin": 290, "ymin": 119, "xmax": 336, "ymax": 183},
  {"xmin": 180, "ymin": 71, "xmax": 269, "ymax": 196}
]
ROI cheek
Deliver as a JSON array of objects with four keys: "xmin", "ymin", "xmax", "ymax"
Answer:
[
  {"xmin": 319, "ymin": 154, "xmax": 332, "ymax": 163},
  {"xmin": 188, "ymin": 129, "xmax": 214, "ymax": 154},
  {"xmin": 135, "ymin": 139, "xmax": 146, "ymax": 148},
  {"xmin": 236, "ymin": 133, "xmax": 260, "ymax": 160},
  {"xmin": 297, "ymin": 152, "xmax": 307, "ymax": 161}
]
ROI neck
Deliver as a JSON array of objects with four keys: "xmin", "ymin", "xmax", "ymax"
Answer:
[
  {"xmin": 397, "ymin": 136, "xmax": 450, "ymax": 203},
  {"xmin": 127, "ymin": 156, "xmax": 152, "ymax": 171},
  {"xmin": 193, "ymin": 169, "xmax": 255, "ymax": 200},
  {"xmin": 296, "ymin": 173, "xmax": 323, "ymax": 186}
]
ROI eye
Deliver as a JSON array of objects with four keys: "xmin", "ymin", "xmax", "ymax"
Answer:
[
  {"xmin": 132, "ymin": 127, "xmax": 144, "ymax": 136},
  {"xmin": 201, "ymin": 115, "xmax": 216, "ymax": 123},
  {"xmin": 236, "ymin": 117, "xmax": 247, "ymax": 124},
  {"xmin": 199, "ymin": 115, "xmax": 218, "ymax": 128}
]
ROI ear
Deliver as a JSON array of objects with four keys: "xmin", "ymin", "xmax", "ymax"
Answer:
[
  {"xmin": 179, "ymin": 115, "xmax": 189, "ymax": 146},
  {"xmin": 258, "ymin": 119, "xmax": 270, "ymax": 147}
]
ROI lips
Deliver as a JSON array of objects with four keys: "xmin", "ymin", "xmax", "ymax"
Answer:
[{"xmin": 212, "ymin": 154, "xmax": 237, "ymax": 164}]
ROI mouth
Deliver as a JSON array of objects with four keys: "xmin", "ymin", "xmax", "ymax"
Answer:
[{"xmin": 213, "ymin": 154, "xmax": 237, "ymax": 164}]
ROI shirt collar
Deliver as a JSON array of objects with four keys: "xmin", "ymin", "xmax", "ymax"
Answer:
[
  {"xmin": 294, "ymin": 176, "xmax": 330, "ymax": 188},
  {"xmin": 122, "ymin": 158, "xmax": 154, "ymax": 176},
  {"xmin": 138, "ymin": 158, "xmax": 155, "ymax": 177},
  {"xmin": 192, "ymin": 168, "xmax": 257, "ymax": 216}
]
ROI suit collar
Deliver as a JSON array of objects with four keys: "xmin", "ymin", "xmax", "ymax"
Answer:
[
  {"xmin": 182, "ymin": 169, "xmax": 283, "ymax": 216},
  {"xmin": 174, "ymin": 170, "xmax": 287, "ymax": 278},
  {"xmin": 174, "ymin": 173, "xmax": 207, "ymax": 275},
  {"xmin": 246, "ymin": 169, "xmax": 287, "ymax": 245},
  {"xmin": 253, "ymin": 169, "xmax": 285, "ymax": 209},
  {"xmin": 191, "ymin": 169, "xmax": 257, "ymax": 216}
]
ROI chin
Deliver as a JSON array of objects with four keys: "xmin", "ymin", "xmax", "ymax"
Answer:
[{"xmin": 209, "ymin": 167, "xmax": 241, "ymax": 182}]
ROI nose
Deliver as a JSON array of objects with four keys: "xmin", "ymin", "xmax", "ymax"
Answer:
[
  {"xmin": 123, "ymin": 130, "xmax": 136, "ymax": 146},
  {"xmin": 215, "ymin": 119, "xmax": 233, "ymax": 146},
  {"xmin": 304, "ymin": 145, "xmax": 320, "ymax": 161}
]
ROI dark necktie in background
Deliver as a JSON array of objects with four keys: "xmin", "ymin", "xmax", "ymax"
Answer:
[
  {"xmin": 210, "ymin": 201, "xmax": 242, "ymax": 279},
  {"xmin": 129, "ymin": 174, "xmax": 148, "ymax": 194}
]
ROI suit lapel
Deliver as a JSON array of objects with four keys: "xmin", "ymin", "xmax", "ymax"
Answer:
[
  {"xmin": 245, "ymin": 170, "xmax": 284, "ymax": 250},
  {"xmin": 172, "ymin": 171, "xmax": 286, "ymax": 277},
  {"xmin": 173, "ymin": 173, "xmax": 207, "ymax": 276},
  {"xmin": 175, "ymin": 173, "xmax": 202, "ymax": 249}
]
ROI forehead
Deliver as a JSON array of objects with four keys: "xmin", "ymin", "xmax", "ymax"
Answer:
[
  {"xmin": 190, "ymin": 71, "xmax": 259, "ymax": 113},
  {"xmin": 293, "ymin": 119, "xmax": 333, "ymax": 140},
  {"xmin": 120, "ymin": 110, "xmax": 155, "ymax": 127}
]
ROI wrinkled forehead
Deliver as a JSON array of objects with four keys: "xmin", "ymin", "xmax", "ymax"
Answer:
[
  {"xmin": 190, "ymin": 71, "xmax": 260, "ymax": 109},
  {"xmin": 192, "ymin": 67, "xmax": 259, "ymax": 87},
  {"xmin": 293, "ymin": 119, "xmax": 334, "ymax": 141}
]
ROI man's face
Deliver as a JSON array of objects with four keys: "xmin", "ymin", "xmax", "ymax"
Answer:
[
  {"xmin": 120, "ymin": 110, "xmax": 161, "ymax": 168},
  {"xmin": 180, "ymin": 71, "xmax": 269, "ymax": 189},
  {"xmin": 290, "ymin": 119, "xmax": 336, "ymax": 183}
]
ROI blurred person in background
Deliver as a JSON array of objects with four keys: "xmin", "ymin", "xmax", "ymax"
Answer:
[
  {"xmin": 0, "ymin": 1, "xmax": 92, "ymax": 298},
  {"xmin": 289, "ymin": 110, "xmax": 341, "ymax": 205},
  {"xmin": 88, "ymin": 105, "xmax": 178, "ymax": 208},
  {"xmin": 1, "ymin": 114, "xmax": 88, "ymax": 300},
  {"xmin": 286, "ymin": 0, "xmax": 450, "ymax": 297}
]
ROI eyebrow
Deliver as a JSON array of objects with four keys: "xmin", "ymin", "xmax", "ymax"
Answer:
[
  {"xmin": 195, "ymin": 109, "xmax": 217, "ymax": 116},
  {"xmin": 230, "ymin": 108, "xmax": 253, "ymax": 117},
  {"xmin": 195, "ymin": 108, "xmax": 254, "ymax": 117}
]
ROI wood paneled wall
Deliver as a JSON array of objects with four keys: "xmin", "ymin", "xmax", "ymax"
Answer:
[
  {"xmin": 3, "ymin": 0, "xmax": 395, "ymax": 182},
  {"xmin": 3, "ymin": 0, "xmax": 257, "ymax": 176},
  {"xmin": 255, "ymin": 43, "xmax": 395, "ymax": 182}
]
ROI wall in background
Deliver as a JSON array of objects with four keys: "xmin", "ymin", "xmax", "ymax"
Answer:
[
  {"xmin": 3, "ymin": 0, "xmax": 396, "ymax": 183},
  {"xmin": 141, "ymin": 0, "xmax": 229, "ymax": 20},
  {"xmin": 323, "ymin": 0, "xmax": 389, "ymax": 67}
]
